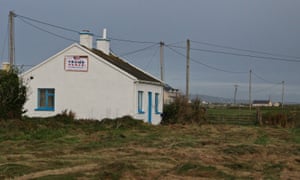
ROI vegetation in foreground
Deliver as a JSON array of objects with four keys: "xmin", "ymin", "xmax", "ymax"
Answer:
[
  {"xmin": 0, "ymin": 115, "xmax": 299, "ymax": 179},
  {"xmin": 0, "ymin": 68, "xmax": 26, "ymax": 119}
]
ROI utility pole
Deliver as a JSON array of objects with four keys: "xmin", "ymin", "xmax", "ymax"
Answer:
[
  {"xmin": 281, "ymin": 80, "xmax": 285, "ymax": 109},
  {"xmin": 160, "ymin": 41, "xmax": 164, "ymax": 81},
  {"xmin": 234, "ymin": 84, "xmax": 238, "ymax": 105},
  {"xmin": 186, "ymin": 39, "xmax": 190, "ymax": 99},
  {"xmin": 249, "ymin": 69, "xmax": 252, "ymax": 111},
  {"xmin": 9, "ymin": 11, "xmax": 16, "ymax": 66}
]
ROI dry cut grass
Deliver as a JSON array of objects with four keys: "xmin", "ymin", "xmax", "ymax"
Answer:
[{"xmin": 0, "ymin": 118, "xmax": 299, "ymax": 179}]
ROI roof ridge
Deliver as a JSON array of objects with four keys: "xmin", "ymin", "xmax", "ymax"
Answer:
[{"xmin": 84, "ymin": 46, "xmax": 161, "ymax": 84}]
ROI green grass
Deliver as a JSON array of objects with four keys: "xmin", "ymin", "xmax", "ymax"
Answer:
[
  {"xmin": 95, "ymin": 162, "xmax": 138, "ymax": 180},
  {"xmin": 224, "ymin": 162, "xmax": 252, "ymax": 170},
  {"xmin": 223, "ymin": 144, "xmax": 258, "ymax": 155},
  {"xmin": 263, "ymin": 163, "xmax": 285, "ymax": 179},
  {"xmin": 32, "ymin": 173, "xmax": 84, "ymax": 180},
  {"xmin": 290, "ymin": 128, "xmax": 300, "ymax": 144},
  {"xmin": 254, "ymin": 130, "xmax": 270, "ymax": 145},
  {"xmin": 175, "ymin": 161, "xmax": 234, "ymax": 179},
  {"xmin": 0, "ymin": 163, "xmax": 33, "ymax": 178},
  {"xmin": 0, "ymin": 115, "xmax": 299, "ymax": 179}
]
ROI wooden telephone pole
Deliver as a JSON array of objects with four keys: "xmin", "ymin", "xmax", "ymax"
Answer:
[
  {"xmin": 186, "ymin": 39, "xmax": 190, "ymax": 99},
  {"xmin": 234, "ymin": 84, "xmax": 238, "ymax": 105},
  {"xmin": 281, "ymin": 80, "xmax": 285, "ymax": 109},
  {"xmin": 160, "ymin": 41, "xmax": 164, "ymax": 81},
  {"xmin": 9, "ymin": 11, "xmax": 16, "ymax": 66},
  {"xmin": 249, "ymin": 69, "xmax": 252, "ymax": 110}
]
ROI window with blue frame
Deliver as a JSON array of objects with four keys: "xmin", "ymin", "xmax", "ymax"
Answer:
[
  {"xmin": 138, "ymin": 91, "xmax": 144, "ymax": 114},
  {"xmin": 36, "ymin": 88, "xmax": 55, "ymax": 111},
  {"xmin": 155, "ymin": 93, "xmax": 160, "ymax": 114}
]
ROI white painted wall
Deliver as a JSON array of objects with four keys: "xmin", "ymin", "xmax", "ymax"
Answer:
[
  {"xmin": 22, "ymin": 44, "xmax": 163, "ymax": 124},
  {"xmin": 134, "ymin": 82, "xmax": 163, "ymax": 125}
]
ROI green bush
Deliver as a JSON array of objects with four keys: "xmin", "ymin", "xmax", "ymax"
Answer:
[
  {"xmin": 0, "ymin": 68, "xmax": 26, "ymax": 119},
  {"xmin": 161, "ymin": 96, "xmax": 206, "ymax": 125}
]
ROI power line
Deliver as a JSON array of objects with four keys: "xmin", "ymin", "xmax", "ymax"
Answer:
[
  {"xmin": 109, "ymin": 37, "xmax": 157, "ymax": 44},
  {"xmin": 169, "ymin": 45, "xmax": 300, "ymax": 63},
  {"xmin": 119, "ymin": 43, "xmax": 159, "ymax": 57},
  {"xmin": 166, "ymin": 45, "xmax": 247, "ymax": 74},
  {"xmin": 191, "ymin": 40, "xmax": 300, "ymax": 60},
  {"xmin": 16, "ymin": 13, "xmax": 158, "ymax": 45},
  {"xmin": 144, "ymin": 46, "xmax": 159, "ymax": 70},
  {"xmin": 17, "ymin": 17, "xmax": 77, "ymax": 42},
  {"xmin": 253, "ymin": 82, "xmax": 282, "ymax": 93},
  {"xmin": 15, "ymin": 13, "xmax": 79, "ymax": 34},
  {"xmin": 252, "ymin": 71, "xmax": 281, "ymax": 84},
  {"xmin": 12, "ymin": 13, "xmax": 300, "ymax": 63}
]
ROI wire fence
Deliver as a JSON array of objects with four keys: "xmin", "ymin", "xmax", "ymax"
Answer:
[
  {"xmin": 207, "ymin": 114, "xmax": 256, "ymax": 125},
  {"xmin": 205, "ymin": 106, "xmax": 300, "ymax": 127}
]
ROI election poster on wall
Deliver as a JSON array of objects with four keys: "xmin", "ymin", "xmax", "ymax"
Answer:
[{"xmin": 64, "ymin": 56, "xmax": 88, "ymax": 72}]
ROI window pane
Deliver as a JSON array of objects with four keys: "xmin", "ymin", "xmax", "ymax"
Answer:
[
  {"xmin": 48, "ymin": 89, "xmax": 54, "ymax": 94},
  {"xmin": 138, "ymin": 91, "xmax": 143, "ymax": 112},
  {"xmin": 39, "ymin": 89, "xmax": 46, "ymax": 107},
  {"xmin": 48, "ymin": 95, "xmax": 54, "ymax": 108},
  {"xmin": 37, "ymin": 88, "xmax": 55, "ymax": 109},
  {"xmin": 155, "ymin": 93, "xmax": 159, "ymax": 113}
]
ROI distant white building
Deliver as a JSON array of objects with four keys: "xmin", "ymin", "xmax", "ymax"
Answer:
[
  {"xmin": 273, "ymin": 102, "xmax": 281, "ymax": 107},
  {"xmin": 163, "ymin": 84, "xmax": 180, "ymax": 104},
  {"xmin": 252, "ymin": 100, "xmax": 272, "ymax": 107},
  {"xmin": 21, "ymin": 29, "xmax": 163, "ymax": 124}
]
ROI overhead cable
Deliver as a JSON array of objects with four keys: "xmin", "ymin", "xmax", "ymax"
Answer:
[
  {"xmin": 119, "ymin": 43, "xmax": 159, "ymax": 57},
  {"xmin": 15, "ymin": 13, "xmax": 79, "ymax": 34},
  {"xmin": 191, "ymin": 40, "xmax": 300, "ymax": 60},
  {"xmin": 144, "ymin": 46, "xmax": 159, "ymax": 70},
  {"xmin": 16, "ymin": 13, "xmax": 158, "ymax": 45},
  {"xmin": 17, "ymin": 17, "xmax": 77, "ymax": 42},
  {"xmin": 253, "ymin": 83, "xmax": 282, "ymax": 93},
  {"xmin": 166, "ymin": 45, "xmax": 247, "ymax": 74},
  {"xmin": 169, "ymin": 45, "xmax": 300, "ymax": 63},
  {"xmin": 108, "ymin": 37, "xmax": 157, "ymax": 44},
  {"xmin": 252, "ymin": 71, "xmax": 281, "ymax": 84},
  {"xmin": 14, "ymin": 13, "xmax": 300, "ymax": 63}
]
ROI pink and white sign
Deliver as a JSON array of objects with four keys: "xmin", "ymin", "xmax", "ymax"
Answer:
[{"xmin": 64, "ymin": 56, "xmax": 88, "ymax": 72}]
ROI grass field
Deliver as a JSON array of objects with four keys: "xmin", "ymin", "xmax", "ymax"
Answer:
[{"xmin": 0, "ymin": 116, "xmax": 300, "ymax": 179}]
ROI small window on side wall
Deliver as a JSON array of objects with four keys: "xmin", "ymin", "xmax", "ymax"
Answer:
[
  {"xmin": 138, "ymin": 91, "xmax": 144, "ymax": 114},
  {"xmin": 35, "ymin": 88, "xmax": 55, "ymax": 111},
  {"xmin": 155, "ymin": 93, "xmax": 160, "ymax": 114}
]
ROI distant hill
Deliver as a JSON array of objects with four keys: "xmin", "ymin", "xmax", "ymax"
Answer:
[
  {"xmin": 190, "ymin": 94, "xmax": 298, "ymax": 105},
  {"xmin": 190, "ymin": 94, "xmax": 248, "ymax": 104}
]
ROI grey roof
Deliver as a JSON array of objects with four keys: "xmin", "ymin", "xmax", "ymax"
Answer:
[
  {"xmin": 83, "ymin": 46, "xmax": 161, "ymax": 84},
  {"xmin": 252, "ymin": 100, "xmax": 271, "ymax": 104}
]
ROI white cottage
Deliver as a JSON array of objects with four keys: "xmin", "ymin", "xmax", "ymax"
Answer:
[{"xmin": 21, "ymin": 30, "xmax": 163, "ymax": 124}]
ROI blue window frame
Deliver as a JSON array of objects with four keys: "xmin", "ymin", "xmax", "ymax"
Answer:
[
  {"xmin": 155, "ymin": 93, "xmax": 160, "ymax": 114},
  {"xmin": 138, "ymin": 91, "xmax": 144, "ymax": 114},
  {"xmin": 35, "ymin": 88, "xmax": 55, "ymax": 111}
]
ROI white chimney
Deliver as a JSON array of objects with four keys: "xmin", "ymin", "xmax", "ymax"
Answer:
[
  {"xmin": 79, "ymin": 30, "xmax": 93, "ymax": 49},
  {"xmin": 96, "ymin": 28, "xmax": 110, "ymax": 54}
]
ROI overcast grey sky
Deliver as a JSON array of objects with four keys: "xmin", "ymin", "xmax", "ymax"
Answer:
[{"xmin": 1, "ymin": 0, "xmax": 300, "ymax": 103}]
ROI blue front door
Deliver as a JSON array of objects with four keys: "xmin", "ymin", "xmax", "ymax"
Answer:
[{"xmin": 148, "ymin": 92, "xmax": 152, "ymax": 123}]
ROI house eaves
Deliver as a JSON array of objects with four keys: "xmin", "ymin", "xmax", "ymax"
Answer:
[{"xmin": 84, "ymin": 46, "xmax": 163, "ymax": 85}]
